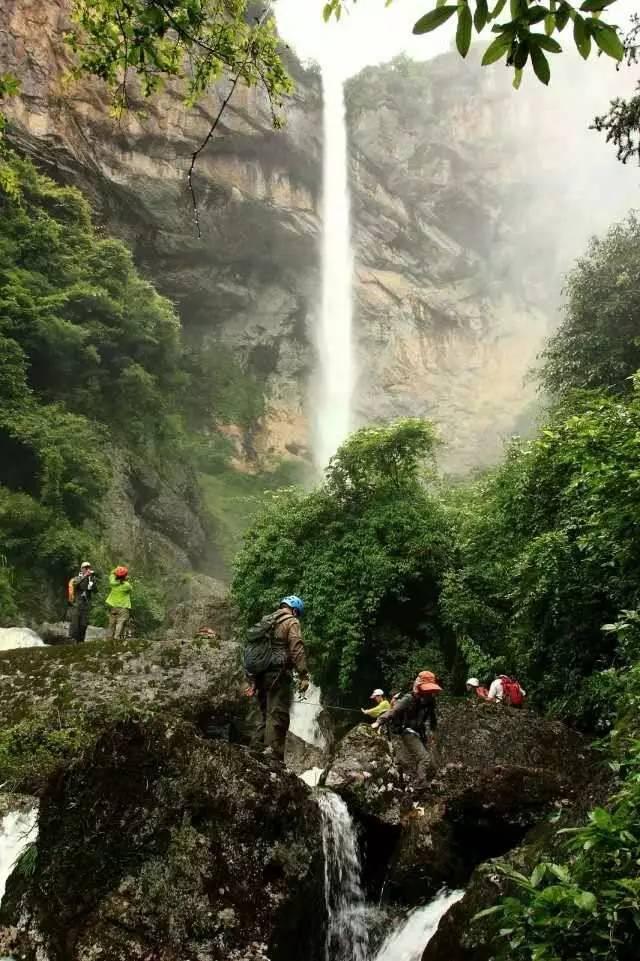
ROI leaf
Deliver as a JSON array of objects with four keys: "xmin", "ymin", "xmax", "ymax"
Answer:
[
  {"xmin": 574, "ymin": 891, "xmax": 597, "ymax": 911},
  {"xmin": 531, "ymin": 863, "xmax": 547, "ymax": 887},
  {"xmin": 555, "ymin": 2, "xmax": 570, "ymax": 29},
  {"xmin": 591, "ymin": 22, "xmax": 625, "ymax": 60},
  {"xmin": 527, "ymin": 5, "xmax": 549, "ymax": 23},
  {"xmin": 534, "ymin": 34, "xmax": 563, "ymax": 51},
  {"xmin": 474, "ymin": 0, "xmax": 489, "ymax": 31},
  {"xmin": 472, "ymin": 905, "xmax": 502, "ymax": 922},
  {"xmin": 580, "ymin": 0, "xmax": 615, "ymax": 9},
  {"xmin": 531, "ymin": 43, "xmax": 551, "ymax": 82},
  {"xmin": 544, "ymin": 12, "xmax": 555, "ymax": 32},
  {"xmin": 549, "ymin": 863, "xmax": 571, "ymax": 882},
  {"xmin": 573, "ymin": 14, "xmax": 591, "ymax": 58},
  {"xmin": 514, "ymin": 39, "xmax": 529, "ymax": 67},
  {"xmin": 322, "ymin": 3, "xmax": 333, "ymax": 22},
  {"xmin": 513, "ymin": 66, "xmax": 523, "ymax": 88},
  {"xmin": 413, "ymin": 6, "xmax": 459, "ymax": 33},
  {"xmin": 489, "ymin": 0, "xmax": 508, "ymax": 18},
  {"xmin": 456, "ymin": 4, "xmax": 473, "ymax": 56},
  {"xmin": 482, "ymin": 31, "xmax": 512, "ymax": 63}
]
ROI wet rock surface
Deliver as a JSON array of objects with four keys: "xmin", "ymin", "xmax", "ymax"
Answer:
[
  {"xmin": 325, "ymin": 700, "xmax": 599, "ymax": 903},
  {"xmin": 2, "ymin": 718, "xmax": 325, "ymax": 961}
]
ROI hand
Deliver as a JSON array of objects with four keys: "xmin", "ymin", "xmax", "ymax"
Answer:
[
  {"xmin": 371, "ymin": 721, "xmax": 380, "ymax": 730},
  {"xmin": 361, "ymin": 708, "xmax": 366, "ymax": 714},
  {"xmin": 243, "ymin": 684, "xmax": 256, "ymax": 698},
  {"xmin": 298, "ymin": 676, "xmax": 310, "ymax": 696}
]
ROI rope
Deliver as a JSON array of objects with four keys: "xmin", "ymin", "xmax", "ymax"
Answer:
[{"xmin": 293, "ymin": 699, "xmax": 364, "ymax": 714}]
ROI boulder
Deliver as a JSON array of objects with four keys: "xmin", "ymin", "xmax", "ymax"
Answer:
[
  {"xmin": 324, "ymin": 701, "xmax": 598, "ymax": 903},
  {"xmin": 38, "ymin": 622, "xmax": 107, "ymax": 645},
  {"xmin": 2, "ymin": 717, "xmax": 325, "ymax": 961}
]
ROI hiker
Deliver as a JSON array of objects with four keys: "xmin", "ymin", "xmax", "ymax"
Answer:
[
  {"xmin": 488, "ymin": 675, "xmax": 526, "ymax": 707},
  {"xmin": 361, "ymin": 688, "xmax": 391, "ymax": 719},
  {"xmin": 466, "ymin": 677, "xmax": 490, "ymax": 699},
  {"xmin": 106, "ymin": 565, "xmax": 132, "ymax": 640},
  {"xmin": 244, "ymin": 595, "xmax": 310, "ymax": 762},
  {"xmin": 375, "ymin": 670, "xmax": 442, "ymax": 790},
  {"xmin": 67, "ymin": 561, "xmax": 97, "ymax": 643}
]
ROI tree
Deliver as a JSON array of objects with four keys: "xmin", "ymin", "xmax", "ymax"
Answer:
[
  {"xmin": 539, "ymin": 214, "xmax": 640, "ymax": 397},
  {"xmin": 232, "ymin": 420, "xmax": 455, "ymax": 702},
  {"xmin": 324, "ymin": 0, "xmax": 624, "ymax": 87}
]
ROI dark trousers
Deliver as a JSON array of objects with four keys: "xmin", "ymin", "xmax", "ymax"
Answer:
[
  {"xmin": 68, "ymin": 602, "xmax": 89, "ymax": 643},
  {"xmin": 394, "ymin": 732, "xmax": 432, "ymax": 789},
  {"xmin": 254, "ymin": 669, "xmax": 292, "ymax": 760}
]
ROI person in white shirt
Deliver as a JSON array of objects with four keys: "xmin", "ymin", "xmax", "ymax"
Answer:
[{"xmin": 488, "ymin": 676, "xmax": 526, "ymax": 706}]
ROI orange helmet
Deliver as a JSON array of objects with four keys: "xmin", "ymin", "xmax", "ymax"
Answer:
[
  {"xmin": 413, "ymin": 670, "xmax": 443, "ymax": 695},
  {"xmin": 114, "ymin": 565, "xmax": 129, "ymax": 578}
]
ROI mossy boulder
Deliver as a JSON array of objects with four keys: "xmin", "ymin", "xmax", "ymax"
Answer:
[
  {"xmin": 325, "ymin": 700, "xmax": 600, "ymax": 904},
  {"xmin": 3, "ymin": 717, "xmax": 325, "ymax": 961},
  {"xmin": 0, "ymin": 634, "xmax": 248, "ymax": 791}
]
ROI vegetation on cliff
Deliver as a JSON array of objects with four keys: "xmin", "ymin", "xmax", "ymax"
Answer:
[{"xmin": 0, "ymin": 149, "xmax": 266, "ymax": 621}]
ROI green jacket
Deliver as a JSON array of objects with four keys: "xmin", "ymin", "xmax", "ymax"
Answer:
[{"xmin": 106, "ymin": 572, "xmax": 132, "ymax": 609}]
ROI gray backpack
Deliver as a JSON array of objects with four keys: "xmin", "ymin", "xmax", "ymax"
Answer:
[{"xmin": 243, "ymin": 612, "xmax": 290, "ymax": 675}]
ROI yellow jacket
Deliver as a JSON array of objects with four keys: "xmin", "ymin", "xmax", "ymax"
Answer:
[{"xmin": 362, "ymin": 699, "xmax": 391, "ymax": 718}]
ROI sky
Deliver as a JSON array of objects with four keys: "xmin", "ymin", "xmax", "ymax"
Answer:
[
  {"xmin": 275, "ymin": 0, "xmax": 454, "ymax": 76},
  {"xmin": 276, "ymin": 0, "xmax": 636, "ymax": 77}
]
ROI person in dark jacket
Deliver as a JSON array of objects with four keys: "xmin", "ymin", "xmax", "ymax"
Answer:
[
  {"xmin": 248, "ymin": 595, "xmax": 309, "ymax": 761},
  {"xmin": 67, "ymin": 562, "xmax": 97, "ymax": 644},
  {"xmin": 376, "ymin": 670, "xmax": 442, "ymax": 789}
]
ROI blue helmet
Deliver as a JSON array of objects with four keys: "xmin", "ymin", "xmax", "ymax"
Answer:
[{"xmin": 281, "ymin": 595, "xmax": 304, "ymax": 616}]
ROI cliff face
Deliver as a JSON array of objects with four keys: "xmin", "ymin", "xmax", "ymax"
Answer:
[{"xmin": 1, "ymin": 1, "xmax": 633, "ymax": 475}]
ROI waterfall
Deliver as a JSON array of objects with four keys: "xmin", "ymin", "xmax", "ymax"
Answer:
[
  {"xmin": 372, "ymin": 889, "xmax": 465, "ymax": 961},
  {"xmin": 289, "ymin": 680, "xmax": 326, "ymax": 749},
  {"xmin": 316, "ymin": 62, "xmax": 354, "ymax": 468},
  {"xmin": 0, "ymin": 628, "xmax": 45, "ymax": 651},
  {"xmin": 0, "ymin": 807, "xmax": 38, "ymax": 902},
  {"xmin": 319, "ymin": 791, "xmax": 368, "ymax": 961}
]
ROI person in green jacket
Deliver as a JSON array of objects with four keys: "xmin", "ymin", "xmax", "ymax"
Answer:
[
  {"xmin": 361, "ymin": 688, "xmax": 391, "ymax": 720},
  {"xmin": 106, "ymin": 565, "xmax": 132, "ymax": 640}
]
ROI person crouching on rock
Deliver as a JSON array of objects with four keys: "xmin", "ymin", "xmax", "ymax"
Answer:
[
  {"xmin": 466, "ymin": 677, "xmax": 490, "ymax": 699},
  {"xmin": 361, "ymin": 688, "xmax": 391, "ymax": 721},
  {"xmin": 67, "ymin": 561, "xmax": 97, "ymax": 644},
  {"xmin": 106, "ymin": 565, "xmax": 132, "ymax": 640},
  {"xmin": 244, "ymin": 595, "xmax": 310, "ymax": 762},
  {"xmin": 375, "ymin": 670, "xmax": 442, "ymax": 791}
]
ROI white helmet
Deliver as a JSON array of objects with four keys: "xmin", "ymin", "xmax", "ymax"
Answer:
[
  {"xmin": 80, "ymin": 561, "xmax": 92, "ymax": 569},
  {"xmin": 466, "ymin": 677, "xmax": 480, "ymax": 687},
  {"xmin": 370, "ymin": 688, "xmax": 384, "ymax": 699}
]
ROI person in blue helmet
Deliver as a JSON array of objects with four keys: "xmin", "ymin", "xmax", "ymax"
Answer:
[{"xmin": 245, "ymin": 595, "xmax": 310, "ymax": 761}]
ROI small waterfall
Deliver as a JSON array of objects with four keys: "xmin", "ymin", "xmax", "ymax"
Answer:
[
  {"xmin": 372, "ymin": 889, "xmax": 465, "ymax": 961},
  {"xmin": 0, "ymin": 628, "xmax": 45, "ymax": 651},
  {"xmin": 289, "ymin": 680, "xmax": 326, "ymax": 749},
  {"xmin": 319, "ymin": 791, "xmax": 368, "ymax": 961},
  {"xmin": 0, "ymin": 807, "xmax": 38, "ymax": 901},
  {"xmin": 315, "ymin": 62, "xmax": 354, "ymax": 468}
]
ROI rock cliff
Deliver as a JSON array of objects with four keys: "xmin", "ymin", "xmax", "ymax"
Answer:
[{"xmin": 2, "ymin": 0, "xmax": 634, "ymax": 481}]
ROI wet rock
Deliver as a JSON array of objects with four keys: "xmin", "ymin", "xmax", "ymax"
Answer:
[
  {"xmin": 325, "ymin": 702, "xmax": 599, "ymax": 904},
  {"xmin": 3, "ymin": 718, "xmax": 325, "ymax": 961}
]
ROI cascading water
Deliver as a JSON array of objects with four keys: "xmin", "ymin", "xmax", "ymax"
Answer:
[
  {"xmin": 319, "ymin": 791, "xmax": 369, "ymax": 961},
  {"xmin": 372, "ymin": 889, "xmax": 465, "ymax": 961},
  {"xmin": 0, "ymin": 806, "xmax": 38, "ymax": 901},
  {"xmin": 315, "ymin": 61, "xmax": 354, "ymax": 468},
  {"xmin": 0, "ymin": 628, "xmax": 44, "ymax": 651}
]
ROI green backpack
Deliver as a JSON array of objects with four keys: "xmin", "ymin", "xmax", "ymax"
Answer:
[{"xmin": 243, "ymin": 612, "xmax": 290, "ymax": 676}]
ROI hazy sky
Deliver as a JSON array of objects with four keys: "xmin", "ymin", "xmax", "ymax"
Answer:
[
  {"xmin": 276, "ymin": 0, "xmax": 453, "ymax": 75},
  {"xmin": 276, "ymin": 0, "xmax": 636, "ymax": 77}
]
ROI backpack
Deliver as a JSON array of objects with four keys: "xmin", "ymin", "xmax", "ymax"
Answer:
[
  {"xmin": 500, "ymin": 676, "xmax": 524, "ymax": 707},
  {"xmin": 243, "ymin": 612, "xmax": 290, "ymax": 676}
]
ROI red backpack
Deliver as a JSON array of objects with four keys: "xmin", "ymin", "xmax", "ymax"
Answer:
[{"xmin": 500, "ymin": 676, "xmax": 524, "ymax": 707}]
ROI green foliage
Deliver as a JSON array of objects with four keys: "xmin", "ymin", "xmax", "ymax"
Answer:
[
  {"xmin": 475, "ymin": 677, "xmax": 640, "ymax": 959},
  {"xmin": 540, "ymin": 214, "xmax": 640, "ymax": 398},
  {"xmin": 233, "ymin": 420, "xmax": 454, "ymax": 701},
  {"xmin": 441, "ymin": 385, "xmax": 640, "ymax": 717},
  {"xmin": 326, "ymin": 0, "xmax": 624, "ymax": 85},
  {"xmin": 67, "ymin": 0, "xmax": 292, "ymax": 120}
]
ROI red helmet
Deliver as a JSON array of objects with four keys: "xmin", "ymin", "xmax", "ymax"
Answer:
[{"xmin": 114, "ymin": 565, "xmax": 129, "ymax": 578}]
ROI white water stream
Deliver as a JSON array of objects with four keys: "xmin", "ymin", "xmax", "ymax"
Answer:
[
  {"xmin": 0, "ymin": 807, "xmax": 38, "ymax": 902},
  {"xmin": 315, "ymin": 63, "xmax": 354, "ymax": 468},
  {"xmin": 372, "ymin": 889, "xmax": 465, "ymax": 961},
  {"xmin": 0, "ymin": 628, "xmax": 44, "ymax": 651}
]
